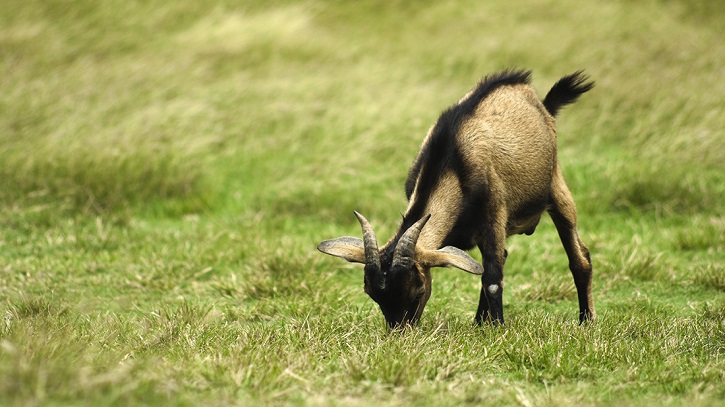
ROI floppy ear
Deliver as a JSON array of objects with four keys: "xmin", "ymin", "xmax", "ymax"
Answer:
[
  {"xmin": 317, "ymin": 237, "xmax": 367, "ymax": 264},
  {"xmin": 419, "ymin": 246, "xmax": 484, "ymax": 275}
]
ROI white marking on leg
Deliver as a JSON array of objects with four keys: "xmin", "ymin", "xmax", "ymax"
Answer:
[{"xmin": 487, "ymin": 284, "xmax": 499, "ymax": 295}]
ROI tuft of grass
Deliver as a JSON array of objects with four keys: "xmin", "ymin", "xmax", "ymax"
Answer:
[
  {"xmin": 607, "ymin": 163, "xmax": 723, "ymax": 215},
  {"xmin": 4, "ymin": 295, "xmax": 69, "ymax": 321},
  {"xmin": 515, "ymin": 274, "xmax": 577, "ymax": 303},
  {"xmin": 690, "ymin": 264, "xmax": 725, "ymax": 292},
  {"xmin": 672, "ymin": 217, "xmax": 724, "ymax": 252},
  {"xmin": 622, "ymin": 250, "xmax": 667, "ymax": 283}
]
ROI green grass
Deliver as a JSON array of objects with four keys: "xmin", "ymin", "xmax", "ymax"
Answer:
[{"xmin": 1, "ymin": 0, "xmax": 723, "ymax": 406}]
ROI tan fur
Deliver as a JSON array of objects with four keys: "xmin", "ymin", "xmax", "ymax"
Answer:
[
  {"xmin": 405, "ymin": 171, "xmax": 463, "ymax": 249},
  {"xmin": 457, "ymin": 84, "xmax": 556, "ymax": 232}
]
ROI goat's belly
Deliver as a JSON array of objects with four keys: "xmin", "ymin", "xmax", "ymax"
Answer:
[{"xmin": 506, "ymin": 213, "xmax": 543, "ymax": 236}]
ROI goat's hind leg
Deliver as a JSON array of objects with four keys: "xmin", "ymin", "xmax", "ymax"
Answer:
[{"xmin": 547, "ymin": 166, "xmax": 595, "ymax": 323}]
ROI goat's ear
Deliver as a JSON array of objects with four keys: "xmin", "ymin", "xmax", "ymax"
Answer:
[
  {"xmin": 317, "ymin": 237, "xmax": 367, "ymax": 264},
  {"xmin": 419, "ymin": 246, "xmax": 483, "ymax": 275}
]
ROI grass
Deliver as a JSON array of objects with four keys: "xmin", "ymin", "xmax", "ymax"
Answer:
[{"xmin": 1, "ymin": 0, "xmax": 723, "ymax": 405}]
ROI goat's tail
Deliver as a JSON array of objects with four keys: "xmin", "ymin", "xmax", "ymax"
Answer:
[{"xmin": 543, "ymin": 71, "xmax": 595, "ymax": 117}]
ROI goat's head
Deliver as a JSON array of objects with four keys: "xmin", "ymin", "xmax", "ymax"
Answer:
[{"xmin": 318, "ymin": 211, "xmax": 483, "ymax": 328}]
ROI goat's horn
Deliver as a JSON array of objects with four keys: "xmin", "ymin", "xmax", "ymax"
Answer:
[
  {"xmin": 393, "ymin": 214, "xmax": 431, "ymax": 268},
  {"xmin": 353, "ymin": 211, "xmax": 381, "ymax": 271}
]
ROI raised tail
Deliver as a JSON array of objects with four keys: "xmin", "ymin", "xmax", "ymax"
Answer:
[{"xmin": 543, "ymin": 71, "xmax": 595, "ymax": 117}]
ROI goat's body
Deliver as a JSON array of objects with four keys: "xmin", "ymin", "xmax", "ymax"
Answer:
[
  {"xmin": 403, "ymin": 82, "xmax": 558, "ymax": 251},
  {"xmin": 319, "ymin": 69, "xmax": 595, "ymax": 327},
  {"xmin": 399, "ymin": 69, "xmax": 595, "ymax": 324}
]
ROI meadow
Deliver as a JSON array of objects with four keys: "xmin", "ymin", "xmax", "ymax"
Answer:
[{"xmin": 1, "ymin": 0, "xmax": 723, "ymax": 406}]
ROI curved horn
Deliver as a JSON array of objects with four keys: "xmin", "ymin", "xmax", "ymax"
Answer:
[
  {"xmin": 353, "ymin": 211, "xmax": 381, "ymax": 271},
  {"xmin": 393, "ymin": 214, "xmax": 431, "ymax": 268}
]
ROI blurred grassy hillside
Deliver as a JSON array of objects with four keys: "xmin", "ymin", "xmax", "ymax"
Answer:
[{"xmin": 1, "ymin": 0, "xmax": 723, "ymax": 224}]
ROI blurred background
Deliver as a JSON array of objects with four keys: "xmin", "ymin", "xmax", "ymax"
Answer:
[{"xmin": 1, "ymin": 0, "xmax": 722, "ymax": 225}]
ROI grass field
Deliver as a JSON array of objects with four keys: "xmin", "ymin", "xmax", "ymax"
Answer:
[{"xmin": 1, "ymin": 0, "xmax": 723, "ymax": 406}]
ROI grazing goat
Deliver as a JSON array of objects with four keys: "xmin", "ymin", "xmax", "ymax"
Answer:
[{"xmin": 318, "ymin": 69, "xmax": 595, "ymax": 328}]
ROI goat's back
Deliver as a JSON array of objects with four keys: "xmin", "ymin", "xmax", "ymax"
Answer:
[{"xmin": 457, "ymin": 83, "xmax": 557, "ymax": 218}]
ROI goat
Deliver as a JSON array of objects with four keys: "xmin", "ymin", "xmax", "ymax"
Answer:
[{"xmin": 318, "ymin": 69, "xmax": 595, "ymax": 328}]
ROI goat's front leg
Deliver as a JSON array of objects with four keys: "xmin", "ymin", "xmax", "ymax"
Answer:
[{"xmin": 475, "ymin": 210, "xmax": 508, "ymax": 325}]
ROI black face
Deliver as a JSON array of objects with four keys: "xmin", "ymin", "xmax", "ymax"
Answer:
[{"xmin": 364, "ymin": 263, "xmax": 432, "ymax": 328}]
